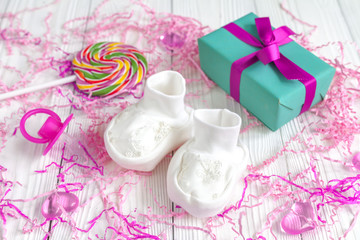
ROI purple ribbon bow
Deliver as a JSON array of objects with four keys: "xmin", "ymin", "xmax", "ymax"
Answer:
[{"xmin": 223, "ymin": 17, "xmax": 316, "ymax": 114}]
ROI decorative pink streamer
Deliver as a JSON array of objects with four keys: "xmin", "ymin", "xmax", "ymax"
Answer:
[{"xmin": 0, "ymin": 0, "xmax": 359, "ymax": 239}]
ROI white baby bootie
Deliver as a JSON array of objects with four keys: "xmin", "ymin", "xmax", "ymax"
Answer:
[
  {"xmin": 167, "ymin": 109, "xmax": 249, "ymax": 218},
  {"xmin": 104, "ymin": 70, "xmax": 193, "ymax": 172}
]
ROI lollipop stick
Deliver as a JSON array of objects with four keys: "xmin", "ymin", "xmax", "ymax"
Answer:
[{"xmin": 0, "ymin": 75, "xmax": 76, "ymax": 101}]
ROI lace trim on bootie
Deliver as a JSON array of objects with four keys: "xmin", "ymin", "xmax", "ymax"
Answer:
[{"xmin": 125, "ymin": 120, "xmax": 171, "ymax": 158}]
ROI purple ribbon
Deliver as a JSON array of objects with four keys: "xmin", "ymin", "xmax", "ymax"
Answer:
[{"xmin": 223, "ymin": 17, "xmax": 316, "ymax": 114}]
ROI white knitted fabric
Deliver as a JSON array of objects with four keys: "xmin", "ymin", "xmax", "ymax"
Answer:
[
  {"xmin": 167, "ymin": 109, "xmax": 249, "ymax": 218},
  {"xmin": 104, "ymin": 71, "xmax": 193, "ymax": 172}
]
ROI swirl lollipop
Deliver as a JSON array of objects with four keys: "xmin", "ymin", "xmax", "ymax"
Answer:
[
  {"xmin": 0, "ymin": 42, "xmax": 148, "ymax": 100},
  {"xmin": 73, "ymin": 42, "xmax": 148, "ymax": 97}
]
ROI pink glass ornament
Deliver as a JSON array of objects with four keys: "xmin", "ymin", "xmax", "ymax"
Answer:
[
  {"xmin": 41, "ymin": 192, "xmax": 79, "ymax": 219},
  {"xmin": 352, "ymin": 152, "xmax": 360, "ymax": 171},
  {"xmin": 159, "ymin": 32, "xmax": 185, "ymax": 50},
  {"xmin": 281, "ymin": 202, "xmax": 316, "ymax": 235}
]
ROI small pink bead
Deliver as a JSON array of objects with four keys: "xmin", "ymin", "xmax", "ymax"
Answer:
[
  {"xmin": 159, "ymin": 32, "xmax": 185, "ymax": 50},
  {"xmin": 281, "ymin": 202, "xmax": 316, "ymax": 235},
  {"xmin": 41, "ymin": 192, "xmax": 79, "ymax": 219},
  {"xmin": 352, "ymin": 153, "xmax": 360, "ymax": 171}
]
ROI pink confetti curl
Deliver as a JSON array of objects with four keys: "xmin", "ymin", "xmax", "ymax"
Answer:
[
  {"xmin": 221, "ymin": 174, "xmax": 360, "ymax": 225},
  {"xmin": 67, "ymin": 207, "xmax": 161, "ymax": 239}
]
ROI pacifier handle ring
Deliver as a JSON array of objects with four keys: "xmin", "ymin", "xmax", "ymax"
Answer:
[{"xmin": 20, "ymin": 108, "xmax": 61, "ymax": 144}]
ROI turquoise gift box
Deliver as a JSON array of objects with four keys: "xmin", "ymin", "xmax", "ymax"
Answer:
[{"xmin": 198, "ymin": 13, "xmax": 335, "ymax": 131}]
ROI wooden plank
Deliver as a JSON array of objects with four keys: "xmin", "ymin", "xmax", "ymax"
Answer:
[
  {"xmin": 47, "ymin": 0, "xmax": 174, "ymax": 239},
  {"xmin": 170, "ymin": 1, "xmax": 293, "ymax": 239},
  {"xmin": 0, "ymin": 0, "xmax": 77, "ymax": 239},
  {"xmin": 275, "ymin": 1, "xmax": 360, "ymax": 239}
]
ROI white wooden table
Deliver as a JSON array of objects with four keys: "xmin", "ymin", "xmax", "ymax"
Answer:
[{"xmin": 0, "ymin": 0, "xmax": 359, "ymax": 239}]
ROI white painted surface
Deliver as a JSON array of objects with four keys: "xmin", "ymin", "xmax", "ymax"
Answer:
[{"xmin": 0, "ymin": 0, "xmax": 359, "ymax": 239}]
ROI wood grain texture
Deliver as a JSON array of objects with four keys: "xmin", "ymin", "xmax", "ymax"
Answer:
[{"xmin": 0, "ymin": 0, "xmax": 359, "ymax": 239}]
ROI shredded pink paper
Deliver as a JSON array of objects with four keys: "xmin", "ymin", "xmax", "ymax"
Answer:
[{"xmin": 0, "ymin": 0, "xmax": 359, "ymax": 239}]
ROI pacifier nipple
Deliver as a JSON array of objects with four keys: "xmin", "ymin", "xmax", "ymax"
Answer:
[{"xmin": 38, "ymin": 115, "xmax": 64, "ymax": 141}]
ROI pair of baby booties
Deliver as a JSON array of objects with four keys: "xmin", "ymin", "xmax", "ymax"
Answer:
[{"xmin": 104, "ymin": 71, "xmax": 249, "ymax": 218}]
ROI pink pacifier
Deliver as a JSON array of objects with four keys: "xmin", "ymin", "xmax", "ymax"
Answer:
[{"xmin": 20, "ymin": 108, "xmax": 73, "ymax": 155}]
